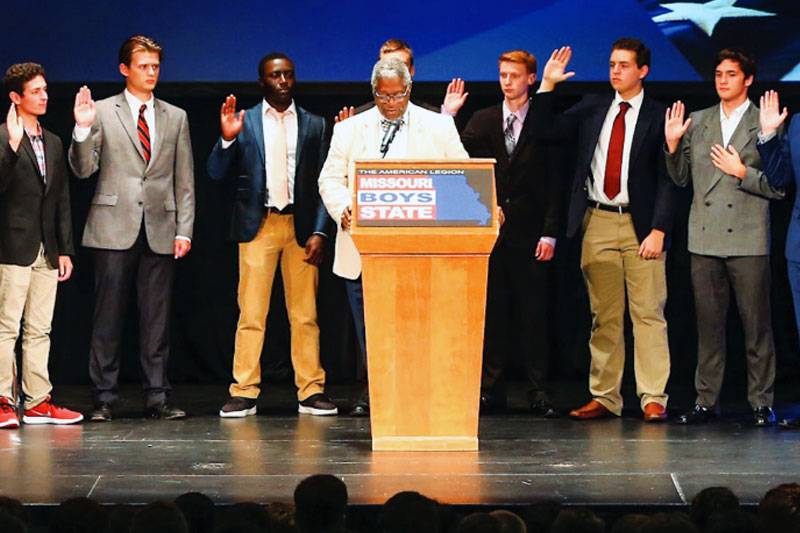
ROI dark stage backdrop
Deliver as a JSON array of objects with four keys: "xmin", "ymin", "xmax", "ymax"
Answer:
[{"xmin": 37, "ymin": 81, "xmax": 800, "ymax": 405}]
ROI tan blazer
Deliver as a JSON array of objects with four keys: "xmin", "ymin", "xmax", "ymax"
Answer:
[
  {"xmin": 666, "ymin": 101, "xmax": 784, "ymax": 257},
  {"xmin": 318, "ymin": 103, "xmax": 469, "ymax": 279},
  {"xmin": 69, "ymin": 92, "xmax": 195, "ymax": 254}
]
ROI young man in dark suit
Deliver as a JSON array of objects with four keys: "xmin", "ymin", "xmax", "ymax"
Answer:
[
  {"xmin": 459, "ymin": 50, "xmax": 560, "ymax": 416},
  {"xmin": 535, "ymin": 40, "xmax": 676, "ymax": 422},
  {"xmin": 0, "ymin": 63, "xmax": 81, "ymax": 428},
  {"xmin": 208, "ymin": 53, "xmax": 337, "ymax": 418}
]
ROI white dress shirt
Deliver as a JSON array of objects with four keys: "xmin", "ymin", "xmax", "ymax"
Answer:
[
  {"xmin": 720, "ymin": 99, "xmax": 750, "ymax": 147},
  {"xmin": 588, "ymin": 89, "xmax": 645, "ymax": 206}
]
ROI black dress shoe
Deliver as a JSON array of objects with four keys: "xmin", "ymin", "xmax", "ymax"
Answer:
[
  {"xmin": 530, "ymin": 399, "xmax": 560, "ymax": 419},
  {"xmin": 349, "ymin": 399, "xmax": 369, "ymax": 417},
  {"xmin": 145, "ymin": 403, "xmax": 186, "ymax": 420},
  {"xmin": 675, "ymin": 404, "xmax": 716, "ymax": 425},
  {"xmin": 91, "ymin": 403, "xmax": 112, "ymax": 422},
  {"xmin": 752, "ymin": 406, "xmax": 776, "ymax": 427},
  {"xmin": 779, "ymin": 417, "xmax": 800, "ymax": 430}
]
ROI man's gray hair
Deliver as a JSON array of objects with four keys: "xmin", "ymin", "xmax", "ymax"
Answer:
[{"xmin": 370, "ymin": 58, "xmax": 411, "ymax": 92}]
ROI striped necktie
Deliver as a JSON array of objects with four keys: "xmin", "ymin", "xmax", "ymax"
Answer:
[
  {"xmin": 504, "ymin": 114, "xmax": 517, "ymax": 156},
  {"xmin": 137, "ymin": 104, "xmax": 151, "ymax": 164}
]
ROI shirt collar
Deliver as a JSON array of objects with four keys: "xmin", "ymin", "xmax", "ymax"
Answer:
[
  {"xmin": 25, "ymin": 122, "xmax": 43, "ymax": 139},
  {"xmin": 503, "ymin": 99, "xmax": 530, "ymax": 123},
  {"xmin": 720, "ymin": 99, "xmax": 750, "ymax": 121},
  {"xmin": 263, "ymin": 99, "xmax": 296, "ymax": 117},
  {"xmin": 124, "ymin": 89, "xmax": 154, "ymax": 111},
  {"xmin": 613, "ymin": 88, "xmax": 644, "ymax": 111}
]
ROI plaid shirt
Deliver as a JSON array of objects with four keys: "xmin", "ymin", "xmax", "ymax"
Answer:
[{"xmin": 26, "ymin": 124, "xmax": 46, "ymax": 182}]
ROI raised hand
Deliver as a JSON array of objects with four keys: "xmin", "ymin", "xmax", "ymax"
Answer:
[
  {"xmin": 710, "ymin": 144, "xmax": 746, "ymax": 180},
  {"xmin": 540, "ymin": 46, "xmax": 575, "ymax": 92},
  {"xmin": 73, "ymin": 85, "xmax": 96, "ymax": 128},
  {"xmin": 759, "ymin": 90, "xmax": 788, "ymax": 137},
  {"xmin": 334, "ymin": 106, "xmax": 355, "ymax": 123},
  {"xmin": 6, "ymin": 104, "xmax": 24, "ymax": 151},
  {"xmin": 442, "ymin": 78, "xmax": 469, "ymax": 116},
  {"xmin": 665, "ymin": 101, "xmax": 692, "ymax": 154},
  {"xmin": 220, "ymin": 94, "xmax": 245, "ymax": 141}
]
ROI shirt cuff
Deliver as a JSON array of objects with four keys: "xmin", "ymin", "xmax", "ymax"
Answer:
[
  {"xmin": 72, "ymin": 126, "xmax": 91, "ymax": 142},
  {"xmin": 312, "ymin": 231, "xmax": 328, "ymax": 239},
  {"xmin": 220, "ymin": 138, "xmax": 235, "ymax": 149},
  {"xmin": 757, "ymin": 131, "xmax": 777, "ymax": 144},
  {"xmin": 175, "ymin": 235, "xmax": 191, "ymax": 243},
  {"xmin": 539, "ymin": 236, "xmax": 556, "ymax": 248}
]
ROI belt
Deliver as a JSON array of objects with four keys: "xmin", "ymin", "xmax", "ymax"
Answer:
[
  {"xmin": 591, "ymin": 201, "xmax": 630, "ymax": 214},
  {"xmin": 267, "ymin": 205, "xmax": 294, "ymax": 215}
]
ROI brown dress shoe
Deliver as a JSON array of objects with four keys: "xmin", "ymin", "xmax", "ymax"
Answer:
[
  {"xmin": 643, "ymin": 402, "xmax": 667, "ymax": 422},
  {"xmin": 569, "ymin": 400, "xmax": 613, "ymax": 420}
]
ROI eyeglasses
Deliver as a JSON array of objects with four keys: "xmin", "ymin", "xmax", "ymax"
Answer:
[{"xmin": 374, "ymin": 89, "xmax": 410, "ymax": 103}]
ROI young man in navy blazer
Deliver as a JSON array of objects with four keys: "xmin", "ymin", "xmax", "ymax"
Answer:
[
  {"xmin": 208, "ymin": 53, "xmax": 336, "ymax": 418},
  {"xmin": 534, "ymin": 40, "xmax": 676, "ymax": 422}
]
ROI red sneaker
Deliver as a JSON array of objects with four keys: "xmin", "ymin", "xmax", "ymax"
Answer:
[
  {"xmin": 23, "ymin": 399, "xmax": 84, "ymax": 425},
  {"xmin": 0, "ymin": 397, "xmax": 19, "ymax": 429}
]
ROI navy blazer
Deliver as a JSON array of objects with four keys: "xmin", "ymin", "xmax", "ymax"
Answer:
[
  {"xmin": 207, "ymin": 102, "xmax": 332, "ymax": 245},
  {"xmin": 532, "ymin": 91, "xmax": 676, "ymax": 246},
  {"xmin": 758, "ymin": 115, "xmax": 800, "ymax": 261}
]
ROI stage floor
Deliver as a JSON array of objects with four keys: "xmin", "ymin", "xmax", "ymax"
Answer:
[{"xmin": 1, "ymin": 384, "xmax": 799, "ymax": 506}]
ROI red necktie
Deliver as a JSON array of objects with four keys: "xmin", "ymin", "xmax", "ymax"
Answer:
[
  {"xmin": 603, "ymin": 101, "xmax": 631, "ymax": 200},
  {"xmin": 137, "ymin": 104, "xmax": 151, "ymax": 164}
]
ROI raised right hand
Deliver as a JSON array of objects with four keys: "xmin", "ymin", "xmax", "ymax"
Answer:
[
  {"xmin": 665, "ymin": 101, "xmax": 692, "ymax": 154},
  {"xmin": 334, "ymin": 106, "xmax": 355, "ymax": 124},
  {"xmin": 73, "ymin": 85, "xmax": 96, "ymax": 128},
  {"xmin": 759, "ymin": 90, "xmax": 788, "ymax": 138},
  {"xmin": 220, "ymin": 94, "xmax": 245, "ymax": 141},
  {"xmin": 6, "ymin": 104, "xmax": 23, "ymax": 151},
  {"xmin": 540, "ymin": 46, "xmax": 575, "ymax": 92}
]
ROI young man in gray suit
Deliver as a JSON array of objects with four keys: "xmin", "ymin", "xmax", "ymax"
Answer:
[
  {"xmin": 665, "ymin": 48, "xmax": 784, "ymax": 426},
  {"xmin": 69, "ymin": 35, "xmax": 195, "ymax": 421}
]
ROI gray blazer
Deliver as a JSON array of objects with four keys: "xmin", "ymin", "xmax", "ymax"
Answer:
[
  {"xmin": 69, "ymin": 92, "xmax": 195, "ymax": 254},
  {"xmin": 666, "ymin": 101, "xmax": 783, "ymax": 257}
]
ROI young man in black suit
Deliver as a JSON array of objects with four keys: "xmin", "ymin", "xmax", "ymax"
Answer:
[
  {"xmin": 535, "ymin": 40, "xmax": 676, "ymax": 422},
  {"xmin": 460, "ymin": 50, "xmax": 561, "ymax": 416},
  {"xmin": 0, "ymin": 63, "xmax": 81, "ymax": 428}
]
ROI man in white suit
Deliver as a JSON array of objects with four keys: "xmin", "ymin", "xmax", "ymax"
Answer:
[{"xmin": 319, "ymin": 58, "xmax": 468, "ymax": 415}]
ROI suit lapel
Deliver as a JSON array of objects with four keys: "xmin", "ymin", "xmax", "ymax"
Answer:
[
  {"xmin": 490, "ymin": 105, "xmax": 509, "ymax": 166},
  {"xmin": 295, "ymin": 106, "xmax": 310, "ymax": 171},
  {"xmin": 704, "ymin": 104, "xmax": 727, "ymax": 195},
  {"xmin": 247, "ymin": 104, "xmax": 265, "ymax": 168},
  {"xmin": 114, "ymin": 93, "xmax": 146, "ymax": 162},
  {"xmin": 19, "ymin": 134, "xmax": 43, "ymax": 182},
  {"xmin": 42, "ymin": 130, "xmax": 58, "ymax": 194},
  {"xmin": 148, "ymin": 99, "xmax": 168, "ymax": 170},
  {"xmin": 628, "ymin": 97, "xmax": 652, "ymax": 170},
  {"xmin": 729, "ymin": 101, "xmax": 758, "ymax": 155}
]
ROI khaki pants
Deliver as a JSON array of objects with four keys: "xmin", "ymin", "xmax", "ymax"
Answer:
[
  {"xmin": 0, "ymin": 246, "xmax": 58, "ymax": 409},
  {"xmin": 580, "ymin": 208, "xmax": 670, "ymax": 414},
  {"xmin": 230, "ymin": 213, "xmax": 324, "ymax": 401}
]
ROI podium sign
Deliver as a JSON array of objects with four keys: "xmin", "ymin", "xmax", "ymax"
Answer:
[{"xmin": 351, "ymin": 159, "xmax": 497, "ymax": 451}]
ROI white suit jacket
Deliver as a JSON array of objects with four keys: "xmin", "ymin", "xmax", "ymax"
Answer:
[{"xmin": 318, "ymin": 103, "xmax": 469, "ymax": 279}]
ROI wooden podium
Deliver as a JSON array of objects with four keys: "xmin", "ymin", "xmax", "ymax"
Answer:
[{"xmin": 350, "ymin": 159, "xmax": 497, "ymax": 451}]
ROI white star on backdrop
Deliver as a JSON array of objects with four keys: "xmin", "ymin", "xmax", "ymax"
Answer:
[{"xmin": 652, "ymin": 0, "xmax": 775, "ymax": 36}]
